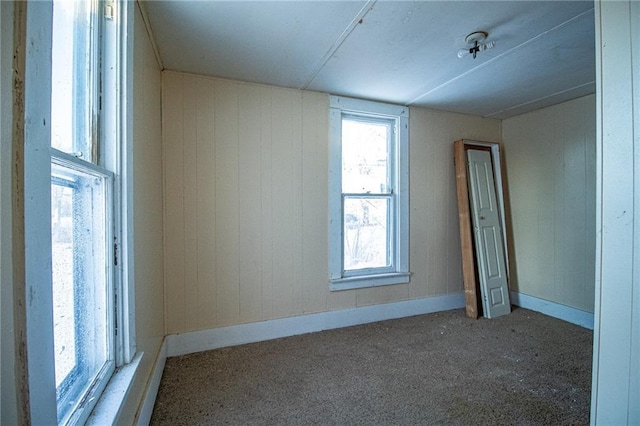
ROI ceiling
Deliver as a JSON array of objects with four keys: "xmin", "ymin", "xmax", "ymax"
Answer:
[{"xmin": 142, "ymin": 1, "xmax": 595, "ymax": 119}]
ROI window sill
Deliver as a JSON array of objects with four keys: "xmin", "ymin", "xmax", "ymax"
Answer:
[
  {"xmin": 86, "ymin": 352, "xmax": 143, "ymax": 425},
  {"xmin": 330, "ymin": 272, "xmax": 410, "ymax": 291}
]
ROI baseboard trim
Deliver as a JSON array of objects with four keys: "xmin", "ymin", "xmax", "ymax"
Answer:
[
  {"xmin": 166, "ymin": 293, "xmax": 465, "ymax": 357},
  {"xmin": 510, "ymin": 291, "xmax": 594, "ymax": 330},
  {"xmin": 136, "ymin": 339, "xmax": 167, "ymax": 426}
]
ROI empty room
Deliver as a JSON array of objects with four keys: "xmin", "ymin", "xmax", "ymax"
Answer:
[{"xmin": 1, "ymin": 0, "xmax": 638, "ymax": 425}]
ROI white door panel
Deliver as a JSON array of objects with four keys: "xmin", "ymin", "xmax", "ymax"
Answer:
[{"xmin": 467, "ymin": 149, "xmax": 511, "ymax": 318}]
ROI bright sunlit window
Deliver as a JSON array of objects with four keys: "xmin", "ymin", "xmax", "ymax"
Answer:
[
  {"xmin": 49, "ymin": 0, "xmax": 125, "ymax": 423},
  {"xmin": 329, "ymin": 96, "xmax": 409, "ymax": 291}
]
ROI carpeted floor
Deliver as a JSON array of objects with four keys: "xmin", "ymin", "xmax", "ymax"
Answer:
[{"xmin": 150, "ymin": 307, "xmax": 593, "ymax": 425}]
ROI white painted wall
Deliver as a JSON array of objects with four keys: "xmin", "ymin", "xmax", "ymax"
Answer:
[
  {"xmin": 162, "ymin": 71, "xmax": 501, "ymax": 335},
  {"xmin": 502, "ymin": 95, "xmax": 596, "ymax": 313},
  {"xmin": 116, "ymin": 5, "xmax": 164, "ymax": 423},
  {"xmin": 591, "ymin": 1, "xmax": 640, "ymax": 423},
  {"xmin": 0, "ymin": 1, "xmax": 18, "ymax": 423}
]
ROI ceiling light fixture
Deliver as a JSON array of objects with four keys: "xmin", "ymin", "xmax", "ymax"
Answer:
[{"xmin": 457, "ymin": 31, "xmax": 495, "ymax": 59}]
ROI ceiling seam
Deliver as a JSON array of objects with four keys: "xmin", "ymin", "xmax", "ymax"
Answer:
[
  {"xmin": 298, "ymin": 0, "xmax": 377, "ymax": 91},
  {"xmin": 136, "ymin": 0, "xmax": 164, "ymax": 71},
  {"xmin": 484, "ymin": 80, "xmax": 595, "ymax": 119},
  {"xmin": 407, "ymin": 7, "xmax": 595, "ymax": 106}
]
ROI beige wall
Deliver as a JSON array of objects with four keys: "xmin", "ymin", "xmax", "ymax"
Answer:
[
  {"xmin": 502, "ymin": 95, "xmax": 596, "ymax": 313},
  {"xmin": 162, "ymin": 71, "xmax": 501, "ymax": 334},
  {"xmin": 409, "ymin": 107, "xmax": 503, "ymax": 301},
  {"xmin": 118, "ymin": 5, "xmax": 164, "ymax": 423}
]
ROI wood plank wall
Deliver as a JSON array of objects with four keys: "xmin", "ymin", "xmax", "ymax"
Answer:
[
  {"xmin": 117, "ymin": 6, "xmax": 165, "ymax": 423},
  {"xmin": 502, "ymin": 95, "xmax": 596, "ymax": 313},
  {"xmin": 162, "ymin": 71, "xmax": 501, "ymax": 334}
]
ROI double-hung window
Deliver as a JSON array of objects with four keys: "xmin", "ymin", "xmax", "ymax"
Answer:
[
  {"xmin": 48, "ymin": 0, "xmax": 130, "ymax": 423},
  {"xmin": 329, "ymin": 96, "xmax": 410, "ymax": 291}
]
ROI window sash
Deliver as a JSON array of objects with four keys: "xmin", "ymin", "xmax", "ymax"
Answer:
[
  {"xmin": 340, "ymin": 114, "xmax": 398, "ymax": 276},
  {"xmin": 51, "ymin": 150, "xmax": 115, "ymax": 425},
  {"xmin": 342, "ymin": 193, "xmax": 395, "ymax": 275},
  {"xmin": 51, "ymin": 0, "xmax": 100, "ymax": 163},
  {"xmin": 341, "ymin": 114, "xmax": 396, "ymax": 195}
]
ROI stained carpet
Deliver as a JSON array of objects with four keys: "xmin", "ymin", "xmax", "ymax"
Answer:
[{"xmin": 151, "ymin": 307, "xmax": 592, "ymax": 425}]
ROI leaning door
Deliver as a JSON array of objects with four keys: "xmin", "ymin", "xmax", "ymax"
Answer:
[{"xmin": 466, "ymin": 149, "xmax": 511, "ymax": 318}]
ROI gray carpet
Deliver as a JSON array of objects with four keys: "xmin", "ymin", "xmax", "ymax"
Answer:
[{"xmin": 150, "ymin": 307, "xmax": 592, "ymax": 425}]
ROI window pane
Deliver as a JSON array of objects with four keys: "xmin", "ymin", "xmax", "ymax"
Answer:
[
  {"xmin": 343, "ymin": 197, "xmax": 391, "ymax": 270},
  {"xmin": 51, "ymin": 0, "xmax": 97, "ymax": 161},
  {"xmin": 342, "ymin": 118, "xmax": 391, "ymax": 194},
  {"xmin": 51, "ymin": 163, "xmax": 110, "ymax": 423}
]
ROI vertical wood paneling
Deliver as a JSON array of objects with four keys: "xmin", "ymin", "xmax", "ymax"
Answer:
[
  {"xmin": 408, "ymin": 108, "xmax": 500, "ymax": 301},
  {"xmin": 552, "ymin": 113, "xmax": 564, "ymax": 304},
  {"xmin": 291, "ymin": 92, "xmax": 304, "ymax": 316},
  {"xmin": 133, "ymin": 6, "xmax": 164, "ymax": 346},
  {"xmin": 356, "ymin": 284, "xmax": 410, "ymax": 307},
  {"xmin": 270, "ymin": 89, "xmax": 296, "ymax": 318},
  {"xmin": 259, "ymin": 87, "xmax": 274, "ymax": 320},
  {"xmin": 428, "ymin": 120, "xmax": 449, "ymax": 296},
  {"xmin": 542, "ymin": 113, "xmax": 556, "ymax": 298},
  {"xmin": 502, "ymin": 95, "xmax": 596, "ymax": 313},
  {"xmin": 162, "ymin": 72, "xmax": 502, "ymax": 334},
  {"xmin": 301, "ymin": 92, "xmax": 329, "ymax": 314},
  {"xmin": 123, "ymin": 10, "xmax": 165, "ymax": 420},
  {"xmin": 182, "ymin": 76, "xmax": 199, "ymax": 330},
  {"xmin": 561, "ymin": 104, "xmax": 586, "ymax": 307},
  {"xmin": 238, "ymin": 84, "xmax": 263, "ymax": 323},
  {"xmin": 195, "ymin": 78, "xmax": 216, "ymax": 330},
  {"xmin": 326, "ymin": 289, "xmax": 357, "ymax": 312},
  {"xmin": 408, "ymin": 108, "xmax": 430, "ymax": 300},
  {"xmin": 162, "ymin": 73, "xmax": 185, "ymax": 334},
  {"xmin": 582, "ymin": 98, "xmax": 596, "ymax": 311},
  {"xmin": 214, "ymin": 80, "xmax": 240, "ymax": 326}
]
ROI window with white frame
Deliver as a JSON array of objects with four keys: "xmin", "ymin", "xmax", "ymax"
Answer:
[
  {"xmin": 48, "ymin": 0, "xmax": 131, "ymax": 423},
  {"xmin": 329, "ymin": 96, "xmax": 410, "ymax": 291}
]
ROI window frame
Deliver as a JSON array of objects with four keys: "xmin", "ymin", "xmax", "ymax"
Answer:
[
  {"xmin": 329, "ymin": 95, "xmax": 410, "ymax": 291},
  {"xmin": 21, "ymin": 0, "xmax": 136, "ymax": 424}
]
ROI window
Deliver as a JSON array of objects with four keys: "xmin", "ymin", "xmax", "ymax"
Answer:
[
  {"xmin": 48, "ymin": 0, "xmax": 130, "ymax": 423},
  {"xmin": 329, "ymin": 96, "xmax": 410, "ymax": 291},
  {"xmin": 51, "ymin": 161, "xmax": 113, "ymax": 424}
]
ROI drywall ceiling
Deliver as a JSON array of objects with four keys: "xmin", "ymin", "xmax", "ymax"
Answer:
[{"xmin": 143, "ymin": 1, "xmax": 595, "ymax": 119}]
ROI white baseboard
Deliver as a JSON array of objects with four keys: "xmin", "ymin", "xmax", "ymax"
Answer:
[
  {"xmin": 166, "ymin": 293, "xmax": 465, "ymax": 357},
  {"xmin": 510, "ymin": 291, "xmax": 594, "ymax": 330},
  {"xmin": 136, "ymin": 339, "xmax": 167, "ymax": 426}
]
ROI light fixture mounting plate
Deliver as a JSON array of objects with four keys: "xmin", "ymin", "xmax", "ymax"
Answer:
[{"xmin": 465, "ymin": 31, "xmax": 488, "ymax": 45}]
